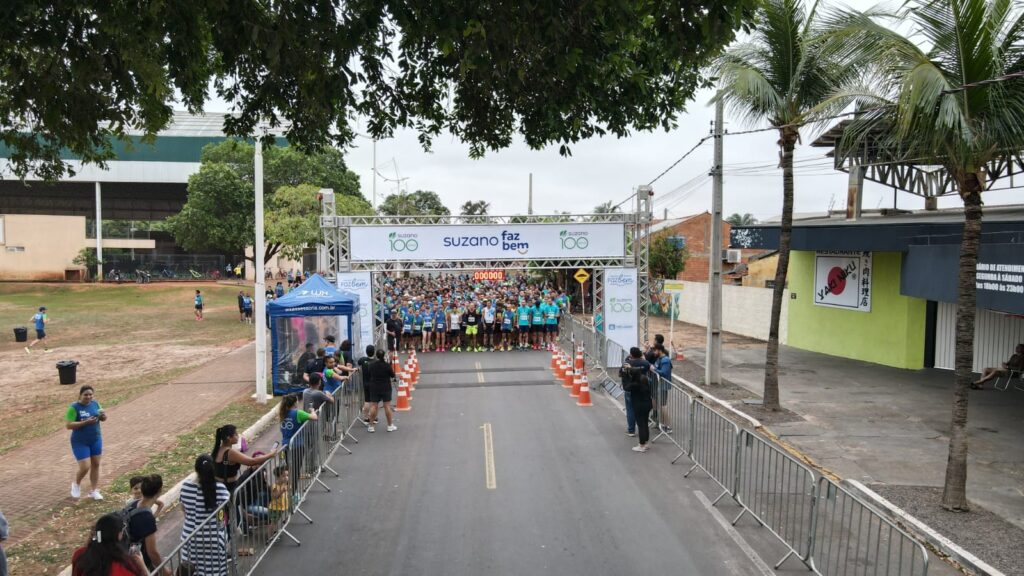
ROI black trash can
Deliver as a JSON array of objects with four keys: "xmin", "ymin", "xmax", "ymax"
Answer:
[
  {"xmin": 56, "ymin": 360, "xmax": 79, "ymax": 385},
  {"xmin": 13, "ymin": 327, "xmax": 28, "ymax": 342}
]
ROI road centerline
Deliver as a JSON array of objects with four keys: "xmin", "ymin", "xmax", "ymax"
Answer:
[{"xmin": 481, "ymin": 422, "xmax": 497, "ymax": 490}]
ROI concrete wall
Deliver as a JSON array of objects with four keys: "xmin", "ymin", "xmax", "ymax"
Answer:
[
  {"xmin": 742, "ymin": 253, "xmax": 780, "ymax": 288},
  {"xmin": 676, "ymin": 280, "xmax": 789, "ymax": 344},
  {"xmin": 787, "ymin": 251, "xmax": 926, "ymax": 369},
  {"xmin": 0, "ymin": 215, "xmax": 87, "ymax": 280}
]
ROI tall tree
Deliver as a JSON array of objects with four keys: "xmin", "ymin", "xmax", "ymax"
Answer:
[
  {"xmin": 712, "ymin": 0, "xmax": 853, "ymax": 411},
  {"xmin": 650, "ymin": 235, "xmax": 689, "ymax": 279},
  {"xmin": 593, "ymin": 201, "xmax": 621, "ymax": 214},
  {"xmin": 726, "ymin": 213, "xmax": 757, "ymax": 226},
  {"xmin": 0, "ymin": 1, "xmax": 756, "ymax": 180},
  {"xmin": 378, "ymin": 190, "xmax": 451, "ymax": 216},
  {"xmin": 166, "ymin": 141, "xmax": 365, "ymax": 261},
  {"xmin": 825, "ymin": 0, "xmax": 1024, "ymax": 511},
  {"xmin": 460, "ymin": 200, "xmax": 491, "ymax": 223}
]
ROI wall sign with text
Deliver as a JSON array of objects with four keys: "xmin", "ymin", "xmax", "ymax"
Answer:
[{"xmin": 813, "ymin": 251, "xmax": 872, "ymax": 312}]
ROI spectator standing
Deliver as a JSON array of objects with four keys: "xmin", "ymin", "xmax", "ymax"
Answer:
[
  {"xmin": 385, "ymin": 311, "xmax": 403, "ymax": 356},
  {"xmin": 126, "ymin": 476, "xmax": 171, "ymax": 575},
  {"xmin": 303, "ymin": 348, "xmax": 326, "ymax": 385},
  {"xmin": 179, "ymin": 455, "xmax": 230, "ymax": 576},
  {"xmin": 323, "ymin": 335, "xmax": 337, "ymax": 357},
  {"xmin": 275, "ymin": 281, "xmax": 285, "ymax": 298},
  {"xmin": 71, "ymin": 514, "xmax": 147, "ymax": 576},
  {"xmin": 194, "ymin": 290, "xmax": 204, "ymax": 321},
  {"xmin": 620, "ymin": 347, "xmax": 653, "ymax": 452},
  {"xmin": 25, "ymin": 306, "xmax": 49, "ymax": 353},
  {"xmin": 65, "ymin": 385, "xmax": 107, "ymax": 500},
  {"xmin": 295, "ymin": 343, "xmax": 317, "ymax": 381},
  {"xmin": 237, "ymin": 291, "xmax": 246, "ymax": 323},
  {"xmin": 365, "ymin": 349, "xmax": 398, "ymax": 433},
  {"xmin": 211, "ymin": 425, "xmax": 276, "ymax": 494},
  {"xmin": 358, "ymin": 345, "xmax": 376, "ymax": 423},
  {"xmin": 242, "ymin": 293, "xmax": 254, "ymax": 324},
  {"xmin": 0, "ymin": 509, "xmax": 8, "ymax": 576},
  {"xmin": 302, "ymin": 373, "xmax": 335, "ymax": 412},
  {"xmin": 651, "ymin": 344, "xmax": 673, "ymax": 432}
]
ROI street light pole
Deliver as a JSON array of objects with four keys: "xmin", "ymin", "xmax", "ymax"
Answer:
[
  {"xmin": 706, "ymin": 99, "xmax": 724, "ymax": 386},
  {"xmin": 255, "ymin": 136, "xmax": 268, "ymax": 403}
]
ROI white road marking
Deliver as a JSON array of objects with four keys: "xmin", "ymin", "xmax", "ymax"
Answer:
[
  {"xmin": 694, "ymin": 490, "xmax": 775, "ymax": 576},
  {"xmin": 480, "ymin": 422, "xmax": 497, "ymax": 489}
]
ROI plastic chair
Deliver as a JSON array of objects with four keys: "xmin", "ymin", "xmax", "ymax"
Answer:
[{"xmin": 994, "ymin": 369, "xmax": 1022, "ymax": 391}]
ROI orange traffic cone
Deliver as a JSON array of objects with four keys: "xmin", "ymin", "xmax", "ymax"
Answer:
[
  {"xmin": 405, "ymin": 361, "xmax": 416, "ymax": 389},
  {"xmin": 574, "ymin": 351, "xmax": 584, "ymax": 373},
  {"xmin": 395, "ymin": 378, "xmax": 411, "ymax": 411},
  {"xmin": 551, "ymin": 351, "xmax": 559, "ymax": 371},
  {"xmin": 570, "ymin": 372, "xmax": 582, "ymax": 398},
  {"xmin": 562, "ymin": 365, "xmax": 574, "ymax": 389},
  {"xmin": 576, "ymin": 375, "xmax": 593, "ymax": 407}
]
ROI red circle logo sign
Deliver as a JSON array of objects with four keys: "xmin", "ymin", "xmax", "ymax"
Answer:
[{"xmin": 827, "ymin": 266, "xmax": 847, "ymax": 295}]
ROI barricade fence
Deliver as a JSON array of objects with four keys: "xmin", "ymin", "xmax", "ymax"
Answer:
[
  {"xmin": 558, "ymin": 314, "xmax": 930, "ymax": 576},
  {"xmin": 150, "ymin": 368, "xmax": 366, "ymax": 576}
]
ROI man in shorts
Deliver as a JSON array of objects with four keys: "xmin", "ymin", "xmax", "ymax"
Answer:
[
  {"xmin": 543, "ymin": 296, "xmax": 559, "ymax": 349},
  {"xmin": 385, "ymin": 311, "xmax": 403, "ymax": 358},
  {"xmin": 194, "ymin": 290, "xmax": 204, "ymax": 321},
  {"xmin": 449, "ymin": 306, "xmax": 462, "ymax": 352},
  {"xmin": 26, "ymin": 306, "xmax": 49, "ymax": 353},
  {"xmin": 482, "ymin": 299, "xmax": 497, "ymax": 350},
  {"xmin": 516, "ymin": 300, "xmax": 532, "ymax": 350},
  {"xmin": 530, "ymin": 299, "xmax": 544, "ymax": 350},
  {"xmin": 462, "ymin": 305, "xmax": 481, "ymax": 352}
]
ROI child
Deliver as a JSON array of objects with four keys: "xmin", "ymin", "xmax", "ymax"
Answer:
[
  {"xmin": 268, "ymin": 464, "xmax": 290, "ymax": 522},
  {"xmin": 127, "ymin": 475, "xmax": 165, "ymax": 516},
  {"xmin": 194, "ymin": 290, "xmax": 204, "ymax": 321},
  {"xmin": 25, "ymin": 306, "xmax": 49, "ymax": 353}
]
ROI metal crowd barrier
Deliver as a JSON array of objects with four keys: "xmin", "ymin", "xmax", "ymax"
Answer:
[
  {"xmin": 149, "ymin": 497, "xmax": 231, "ymax": 575},
  {"xmin": 811, "ymin": 478, "xmax": 929, "ymax": 576},
  {"xmin": 650, "ymin": 376, "xmax": 691, "ymax": 462},
  {"xmin": 562, "ymin": 313, "xmax": 931, "ymax": 575},
  {"xmin": 734, "ymin": 430, "xmax": 817, "ymax": 569},
  {"xmin": 684, "ymin": 398, "xmax": 741, "ymax": 505}
]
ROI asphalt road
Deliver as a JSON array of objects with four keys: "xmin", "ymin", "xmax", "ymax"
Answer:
[{"xmin": 254, "ymin": 351, "xmax": 790, "ymax": 576}]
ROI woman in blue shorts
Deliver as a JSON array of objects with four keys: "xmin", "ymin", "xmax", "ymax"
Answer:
[{"xmin": 65, "ymin": 384, "xmax": 107, "ymax": 500}]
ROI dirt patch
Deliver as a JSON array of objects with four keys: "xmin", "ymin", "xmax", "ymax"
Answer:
[{"xmin": 870, "ymin": 484, "xmax": 1024, "ymax": 576}]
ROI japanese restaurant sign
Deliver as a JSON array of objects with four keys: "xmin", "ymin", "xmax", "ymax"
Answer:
[{"xmin": 813, "ymin": 251, "xmax": 872, "ymax": 312}]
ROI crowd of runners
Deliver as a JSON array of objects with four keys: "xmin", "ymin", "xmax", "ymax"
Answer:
[{"xmin": 380, "ymin": 274, "xmax": 571, "ymax": 353}]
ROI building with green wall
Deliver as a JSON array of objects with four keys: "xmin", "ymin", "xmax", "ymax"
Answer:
[{"xmin": 787, "ymin": 251, "xmax": 926, "ymax": 369}]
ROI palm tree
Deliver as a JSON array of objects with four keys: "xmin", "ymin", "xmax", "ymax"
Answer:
[
  {"xmin": 825, "ymin": 0, "xmax": 1024, "ymax": 511},
  {"xmin": 726, "ymin": 213, "xmax": 757, "ymax": 226},
  {"xmin": 712, "ymin": 0, "xmax": 853, "ymax": 410},
  {"xmin": 460, "ymin": 200, "xmax": 491, "ymax": 223}
]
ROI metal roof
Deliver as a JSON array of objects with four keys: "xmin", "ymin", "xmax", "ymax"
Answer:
[{"xmin": 125, "ymin": 111, "xmax": 288, "ymax": 138}]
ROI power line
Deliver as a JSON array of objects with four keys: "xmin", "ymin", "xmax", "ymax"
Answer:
[{"xmin": 647, "ymin": 136, "xmax": 712, "ymax": 186}]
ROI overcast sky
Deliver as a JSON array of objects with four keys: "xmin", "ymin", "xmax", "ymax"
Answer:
[{"xmin": 208, "ymin": 0, "xmax": 1019, "ymax": 221}]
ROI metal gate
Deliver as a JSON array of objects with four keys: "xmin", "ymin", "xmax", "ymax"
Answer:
[{"xmin": 934, "ymin": 302, "xmax": 1024, "ymax": 371}]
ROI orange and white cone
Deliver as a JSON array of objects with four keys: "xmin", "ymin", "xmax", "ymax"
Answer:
[
  {"xmin": 405, "ymin": 361, "xmax": 417, "ymax": 389},
  {"xmin": 576, "ymin": 375, "xmax": 593, "ymax": 407},
  {"xmin": 551, "ymin": 351, "xmax": 559, "ymax": 371},
  {"xmin": 570, "ymin": 372, "xmax": 582, "ymax": 398},
  {"xmin": 395, "ymin": 376, "xmax": 412, "ymax": 411},
  {"xmin": 574, "ymin": 351, "xmax": 584, "ymax": 373}
]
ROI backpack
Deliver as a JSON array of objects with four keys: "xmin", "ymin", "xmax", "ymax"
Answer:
[{"xmin": 118, "ymin": 501, "xmax": 149, "ymax": 544}]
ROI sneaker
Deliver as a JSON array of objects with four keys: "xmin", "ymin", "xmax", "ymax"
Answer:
[
  {"xmin": 631, "ymin": 445, "xmax": 648, "ymax": 453},
  {"xmin": 71, "ymin": 482, "xmax": 81, "ymax": 498},
  {"xmin": 44, "ymin": 348, "xmax": 52, "ymax": 353},
  {"xmin": 386, "ymin": 425, "xmax": 398, "ymax": 432},
  {"xmin": 89, "ymin": 490, "xmax": 104, "ymax": 500},
  {"xmin": 367, "ymin": 425, "xmax": 375, "ymax": 433},
  {"xmin": 626, "ymin": 431, "xmax": 636, "ymax": 437},
  {"xmin": 24, "ymin": 347, "xmax": 31, "ymax": 354}
]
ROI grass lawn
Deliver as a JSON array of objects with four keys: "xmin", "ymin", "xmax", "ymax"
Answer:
[
  {"xmin": 0, "ymin": 281, "xmax": 255, "ymax": 454},
  {"xmin": 4, "ymin": 396, "xmax": 277, "ymax": 576}
]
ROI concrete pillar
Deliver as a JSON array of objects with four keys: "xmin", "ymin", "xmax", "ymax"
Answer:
[
  {"xmin": 95, "ymin": 182, "xmax": 103, "ymax": 280},
  {"xmin": 924, "ymin": 196, "xmax": 937, "ymax": 211},
  {"xmin": 845, "ymin": 165, "xmax": 864, "ymax": 220}
]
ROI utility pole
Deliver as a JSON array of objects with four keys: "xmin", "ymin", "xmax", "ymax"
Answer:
[
  {"xmin": 528, "ymin": 173, "xmax": 534, "ymax": 215},
  {"xmin": 706, "ymin": 99, "xmax": 724, "ymax": 386},
  {"xmin": 254, "ymin": 135, "xmax": 268, "ymax": 403}
]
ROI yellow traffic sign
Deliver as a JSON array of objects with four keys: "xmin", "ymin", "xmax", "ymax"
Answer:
[{"xmin": 574, "ymin": 269, "xmax": 590, "ymax": 284}]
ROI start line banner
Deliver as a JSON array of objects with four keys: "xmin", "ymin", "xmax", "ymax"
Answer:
[{"xmin": 348, "ymin": 223, "xmax": 626, "ymax": 262}]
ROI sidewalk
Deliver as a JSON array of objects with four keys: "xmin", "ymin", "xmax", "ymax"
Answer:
[
  {"xmin": 655, "ymin": 317, "xmax": 1024, "ymax": 573},
  {"xmin": 0, "ymin": 343, "xmax": 256, "ymax": 544}
]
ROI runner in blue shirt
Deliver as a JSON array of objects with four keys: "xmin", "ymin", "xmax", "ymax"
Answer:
[
  {"xmin": 26, "ymin": 306, "xmax": 49, "ymax": 353},
  {"xmin": 402, "ymin": 310, "xmax": 414, "ymax": 353},
  {"xmin": 543, "ymin": 297, "xmax": 559, "ymax": 349},
  {"xmin": 516, "ymin": 303, "xmax": 532, "ymax": 349},
  {"xmin": 420, "ymin": 306, "xmax": 434, "ymax": 352},
  {"xmin": 435, "ymin": 307, "xmax": 447, "ymax": 352},
  {"xmin": 194, "ymin": 290, "xmax": 204, "ymax": 321},
  {"xmin": 530, "ymin": 301, "xmax": 545, "ymax": 350},
  {"xmin": 411, "ymin": 309, "xmax": 424, "ymax": 352},
  {"xmin": 499, "ymin": 304, "xmax": 514, "ymax": 351}
]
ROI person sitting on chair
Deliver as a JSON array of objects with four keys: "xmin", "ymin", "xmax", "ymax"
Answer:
[{"xmin": 972, "ymin": 343, "xmax": 1024, "ymax": 390}]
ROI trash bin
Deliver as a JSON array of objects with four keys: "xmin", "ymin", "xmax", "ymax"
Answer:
[
  {"xmin": 13, "ymin": 327, "xmax": 28, "ymax": 342},
  {"xmin": 56, "ymin": 360, "xmax": 79, "ymax": 385}
]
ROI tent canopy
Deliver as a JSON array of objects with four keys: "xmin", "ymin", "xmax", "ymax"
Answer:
[{"xmin": 268, "ymin": 273, "xmax": 359, "ymax": 318}]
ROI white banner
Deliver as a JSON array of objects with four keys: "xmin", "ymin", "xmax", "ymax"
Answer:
[
  {"xmin": 337, "ymin": 271, "xmax": 373, "ymax": 358},
  {"xmin": 349, "ymin": 223, "xmax": 625, "ymax": 262},
  {"xmin": 604, "ymin": 268, "xmax": 639, "ymax": 365},
  {"xmin": 814, "ymin": 251, "xmax": 872, "ymax": 312}
]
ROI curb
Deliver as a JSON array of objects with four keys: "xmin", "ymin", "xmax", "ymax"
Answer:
[
  {"xmin": 844, "ymin": 479, "xmax": 1006, "ymax": 576},
  {"xmin": 57, "ymin": 403, "xmax": 280, "ymax": 576}
]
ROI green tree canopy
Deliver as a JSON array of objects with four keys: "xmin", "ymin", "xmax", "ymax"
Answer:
[
  {"xmin": 0, "ymin": 1, "xmax": 756, "ymax": 180},
  {"xmin": 378, "ymin": 191, "xmax": 451, "ymax": 216},
  {"xmin": 166, "ymin": 141, "xmax": 366, "ymax": 261},
  {"xmin": 650, "ymin": 235, "xmax": 689, "ymax": 279},
  {"xmin": 460, "ymin": 200, "xmax": 491, "ymax": 223},
  {"xmin": 726, "ymin": 213, "xmax": 757, "ymax": 226}
]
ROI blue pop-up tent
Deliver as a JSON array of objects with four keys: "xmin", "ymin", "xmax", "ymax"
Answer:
[{"xmin": 267, "ymin": 274, "xmax": 360, "ymax": 394}]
